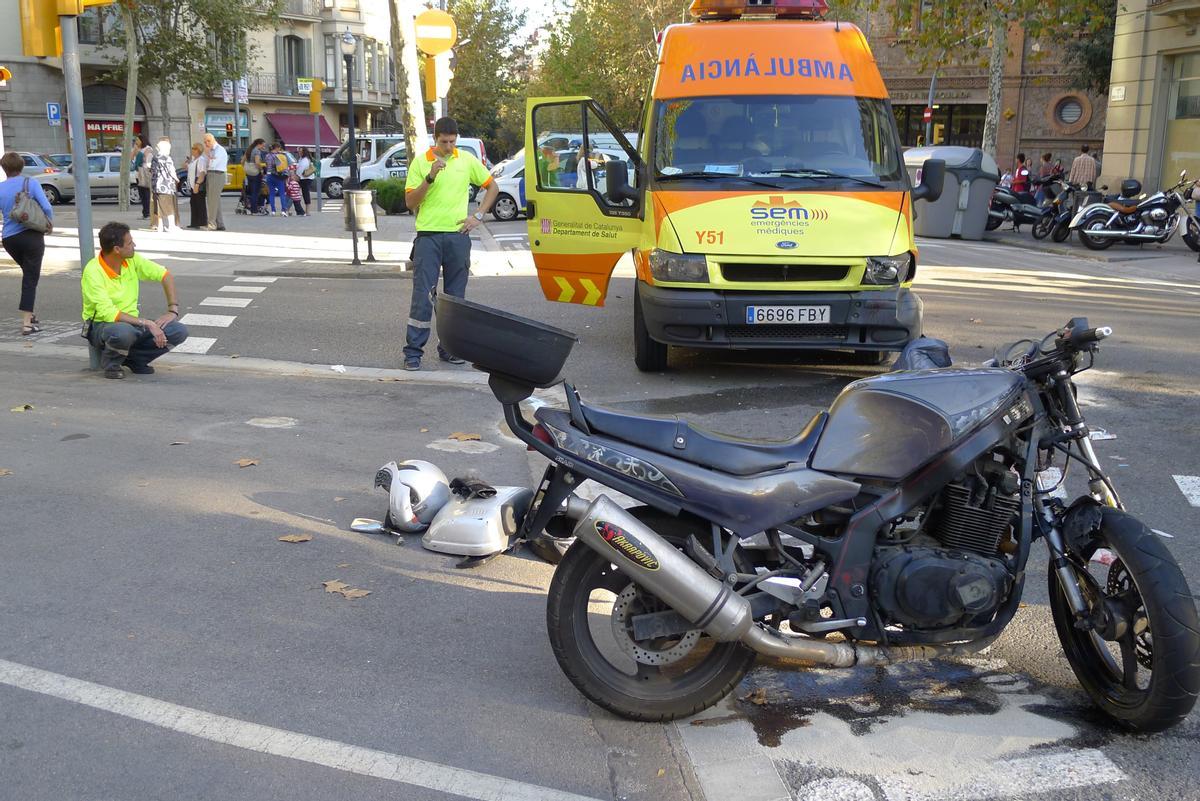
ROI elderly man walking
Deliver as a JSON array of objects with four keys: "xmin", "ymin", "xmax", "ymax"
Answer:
[{"xmin": 201, "ymin": 133, "xmax": 228, "ymax": 230}]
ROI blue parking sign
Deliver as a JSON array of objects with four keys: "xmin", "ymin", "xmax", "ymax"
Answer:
[{"xmin": 46, "ymin": 102, "xmax": 62, "ymax": 126}]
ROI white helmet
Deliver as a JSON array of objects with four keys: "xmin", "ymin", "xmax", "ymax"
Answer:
[{"xmin": 375, "ymin": 460, "xmax": 451, "ymax": 532}]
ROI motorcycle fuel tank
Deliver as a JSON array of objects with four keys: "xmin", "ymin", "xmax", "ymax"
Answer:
[{"xmin": 811, "ymin": 369, "xmax": 1025, "ymax": 480}]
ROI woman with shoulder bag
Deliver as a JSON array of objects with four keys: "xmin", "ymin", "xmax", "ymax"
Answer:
[
  {"xmin": 185, "ymin": 144, "xmax": 209, "ymax": 228},
  {"xmin": 297, "ymin": 147, "xmax": 315, "ymax": 208},
  {"xmin": 151, "ymin": 138, "xmax": 179, "ymax": 231},
  {"xmin": 243, "ymin": 138, "xmax": 265, "ymax": 215},
  {"xmin": 138, "ymin": 136, "xmax": 158, "ymax": 228},
  {"xmin": 0, "ymin": 151, "xmax": 54, "ymax": 335},
  {"xmin": 132, "ymin": 134, "xmax": 151, "ymax": 219}
]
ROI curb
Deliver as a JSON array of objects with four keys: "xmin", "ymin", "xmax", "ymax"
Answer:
[
  {"xmin": 981, "ymin": 234, "xmax": 1195, "ymax": 264},
  {"xmin": 234, "ymin": 264, "xmax": 412, "ymax": 279}
]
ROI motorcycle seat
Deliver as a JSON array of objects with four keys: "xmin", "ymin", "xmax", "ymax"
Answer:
[
  {"xmin": 1108, "ymin": 201, "xmax": 1138, "ymax": 214},
  {"xmin": 569, "ymin": 402, "xmax": 828, "ymax": 476}
]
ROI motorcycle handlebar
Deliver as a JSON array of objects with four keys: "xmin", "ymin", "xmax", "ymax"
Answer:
[{"xmin": 1066, "ymin": 325, "xmax": 1112, "ymax": 348}]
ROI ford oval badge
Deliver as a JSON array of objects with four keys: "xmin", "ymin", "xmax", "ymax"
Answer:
[{"xmin": 776, "ymin": 240, "xmax": 798, "ymax": 250}]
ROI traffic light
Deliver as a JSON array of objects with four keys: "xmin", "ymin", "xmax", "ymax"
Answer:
[
  {"xmin": 0, "ymin": 66, "xmax": 11, "ymax": 84},
  {"xmin": 423, "ymin": 52, "xmax": 453, "ymax": 103},
  {"xmin": 308, "ymin": 78, "xmax": 325, "ymax": 114},
  {"xmin": 225, "ymin": 122, "xmax": 234, "ymax": 137},
  {"xmin": 20, "ymin": 0, "xmax": 60, "ymax": 57}
]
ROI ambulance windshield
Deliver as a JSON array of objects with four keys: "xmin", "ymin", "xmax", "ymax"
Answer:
[{"xmin": 653, "ymin": 95, "xmax": 904, "ymax": 187}]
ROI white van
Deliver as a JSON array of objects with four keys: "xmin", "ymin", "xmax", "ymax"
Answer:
[
  {"xmin": 322, "ymin": 134, "xmax": 490, "ymax": 198},
  {"xmin": 357, "ymin": 137, "xmax": 489, "ymax": 187}
]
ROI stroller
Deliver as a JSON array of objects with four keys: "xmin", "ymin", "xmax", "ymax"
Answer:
[{"xmin": 235, "ymin": 178, "xmax": 269, "ymax": 215}]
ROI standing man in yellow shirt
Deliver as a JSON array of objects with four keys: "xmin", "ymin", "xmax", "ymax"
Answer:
[
  {"xmin": 401, "ymin": 117, "xmax": 499, "ymax": 370},
  {"xmin": 82, "ymin": 222, "xmax": 189, "ymax": 379}
]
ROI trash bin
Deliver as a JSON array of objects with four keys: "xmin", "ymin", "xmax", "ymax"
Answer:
[
  {"xmin": 903, "ymin": 146, "xmax": 999, "ymax": 240},
  {"xmin": 343, "ymin": 189, "xmax": 377, "ymax": 233}
]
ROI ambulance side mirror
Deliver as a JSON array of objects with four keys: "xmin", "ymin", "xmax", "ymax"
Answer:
[
  {"xmin": 912, "ymin": 158, "xmax": 945, "ymax": 203},
  {"xmin": 605, "ymin": 158, "xmax": 639, "ymax": 204}
]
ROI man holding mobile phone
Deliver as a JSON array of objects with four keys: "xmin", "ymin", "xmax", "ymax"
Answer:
[{"xmin": 401, "ymin": 117, "xmax": 499, "ymax": 370}]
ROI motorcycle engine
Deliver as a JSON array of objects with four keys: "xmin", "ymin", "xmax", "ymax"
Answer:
[
  {"xmin": 871, "ymin": 462, "xmax": 1017, "ymax": 630},
  {"xmin": 1146, "ymin": 208, "xmax": 1169, "ymax": 222}
]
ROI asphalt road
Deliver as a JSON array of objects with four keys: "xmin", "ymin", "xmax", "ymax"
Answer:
[{"xmin": 2, "ymin": 222, "xmax": 1199, "ymax": 801}]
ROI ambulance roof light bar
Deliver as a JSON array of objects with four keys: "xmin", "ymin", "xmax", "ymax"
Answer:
[{"xmin": 689, "ymin": 0, "xmax": 829, "ymax": 20}]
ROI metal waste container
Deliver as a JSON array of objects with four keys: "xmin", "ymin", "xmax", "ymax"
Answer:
[
  {"xmin": 343, "ymin": 189, "xmax": 377, "ymax": 233},
  {"xmin": 904, "ymin": 146, "xmax": 999, "ymax": 240}
]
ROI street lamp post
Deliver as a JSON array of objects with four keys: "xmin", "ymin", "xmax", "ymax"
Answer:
[{"xmin": 340, "ymin": 29, "xmax": 358, "ymax": 191}]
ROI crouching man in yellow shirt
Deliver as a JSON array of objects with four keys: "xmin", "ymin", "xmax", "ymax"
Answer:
[{"xmin": 82, "ymin": 221, "xmax": 188, "ymax": 379}]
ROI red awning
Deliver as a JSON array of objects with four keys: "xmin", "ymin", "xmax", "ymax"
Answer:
[{"xmin": 265, "ymin": 113, "xmax": 339, "ymax": 149}]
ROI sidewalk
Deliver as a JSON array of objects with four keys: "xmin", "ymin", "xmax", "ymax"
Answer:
[
  {"xmin": 0, "ymin": 193, "xmax": 512, "ymax": 279},
  {"xmin": 982, "ymin": 225, "xmax": 1199, "ymax": 266}
]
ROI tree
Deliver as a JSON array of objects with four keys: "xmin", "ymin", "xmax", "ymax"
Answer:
[
  {"xmin": 445, "ymin": 0, "xmax": 527, "ymax": 160},
  {"xmin": 117, "ymin": 0, "xmax": 139, "ymax": 212},
  {"xmin": 1064, "ymin": 0, "xmax": 1116, "ymax": 94},
  {"xmin": 104, "ymin": 0, "xmax": 281, "ymax": 138},
  {"xmin": 390, "ymin": 0, "xmax": 427, "ymax": 166}
]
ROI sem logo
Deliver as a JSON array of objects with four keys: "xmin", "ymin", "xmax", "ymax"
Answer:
[
  {"xmin": 595, "ymin": 521, "xmax": 660, "ymax": 571},
  {"xmin": 776, "ymin": 241, "xmax": 798, "ymax": 249},
  {"xmin": 750, "ymin": 195, "xmax": 829, "ymax": 221}
]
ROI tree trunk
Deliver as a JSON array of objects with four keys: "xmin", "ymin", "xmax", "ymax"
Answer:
[
  {"xmin": 389, "ymin": 0, "xmax": 428, "ymax": 164},
  {"xmin": 980, "ymin": 16, "xmax": 1006, "ymax": 159},
  {"xmin": 117, "ymin": 0, "xmax": 139, "ymax": 212},
  {"xmin": 160, "ymin": 83, "xmax": 170, "ymax": 141}
]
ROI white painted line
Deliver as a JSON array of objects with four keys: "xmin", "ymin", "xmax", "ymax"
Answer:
[
  {"xmin": 217, "ymin": 285, "xmax": 266, "ymax": 293},
  {"xmin": 875, "ymin": 748, "xmax": 1125, "ymax": 801},
  {"xmin": 0, "ymin": 658, "xmax": 602, "ymax": 801},
  {"xmin": 233, "ymin": 276, "xmax": 279, "ymax": 283},
  {"xmin": 1152, "ymin": 528, "xmax": 1176, "ymax": 539},
  {"xmin": 1173, "ymin": 475, "xmax": 1200, "ymax": 507},
  {"xmin": 179, "ymin": 313, "xmax": 237, "ymax": 328},
  {"xmin": 200, "ymin": 296, "xmax": 253, "ymax": 308},
  {"xmin": 170, "ymin": 336, "xmax": 217, "ymax": 355}
]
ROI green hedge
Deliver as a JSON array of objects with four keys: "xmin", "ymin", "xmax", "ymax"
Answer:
[{"xmin": 372, "ymin": 177, "xmax": 408, "ymax": 215}]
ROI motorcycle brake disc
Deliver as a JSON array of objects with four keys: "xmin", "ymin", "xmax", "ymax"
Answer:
[{"xmin": 611, "ymin": 584, "xmax": 701, "ymax": 666}]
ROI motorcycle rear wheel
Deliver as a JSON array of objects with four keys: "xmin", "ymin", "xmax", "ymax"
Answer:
[
  {"xmin": 1031, "ymin": 214, "xmax": 1055, "ymax": 240},
  {"xmin": 1078, "ymin": 219, "xmax": 1114, "ymax": 250},
  {"xmin": 546, "ymin": 507, "xmax": 756, "ymax": 721},
  {"xmin": 1048, "ymin": 509, "xmax": 1200, "ymax": 732}
]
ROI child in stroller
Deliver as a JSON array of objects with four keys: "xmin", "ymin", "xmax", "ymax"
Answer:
[{"xmin": 236, "ymin": 178, "xmax": 268, "ymax": 215}]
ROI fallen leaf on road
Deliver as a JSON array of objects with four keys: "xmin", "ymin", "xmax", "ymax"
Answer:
[
  {"xmin": 231, "ymin": 354, "xmax": 239, "ymax": 359},
  {"xmin": 169, "ymin": 440, "xmax": 189, "ymax": 446},
  {"xmin": 448, "ymin": 431, "xmax": 481, "ymax": 441},
  {"xmin": 278, "ymin": 534, "xmax": 313, "ymax": 543},
  {"xmin": 419, "ymin": 427, "xmax": 429, "ymax": 433},
  {"xmin": 323, "ymin": 579, "xmax": 370, "ymax": 599},
  {"xmin": 337, "ymin": 563, "xmax": 351, "ymax": 568},
  {"xmin": 323, "ymin": 580, "xmax": 349, "ymax": 593},
  {"xmin": 0, "ymin": 469, "xmax": 13, "ymax": 477},
  {"xmin": 656, "ymin": 769, "xmax": 666, "ymax": 778},
  {"xmin": 341, "ymin": 588, "xmax": 371, "ymax": 599},
  {"xmin": 969, "ymin": 318, "xmax": 983, "ymax": 324},
  {"xmin": 137, "ymin": 481, "xmax": 149, "ymax": 487},
  {"xmin": 334, "ymin": 497, "xmax": 346, "ymax": 502},
  {"xmin": 740, "ymin": 688, "xmax": 769, "ymax": 706},
  {"xmin": 234, "ymin": 458, "xmax": 259, "ymax": 468},
  {"xmin": 10, "ymin": 404, "xmax": 33, "ymax": 412}
]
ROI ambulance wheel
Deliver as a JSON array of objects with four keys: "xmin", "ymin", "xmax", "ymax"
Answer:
[{"xmin": 634, "ymin": 285, "xmax": 668, "ymax": 372}]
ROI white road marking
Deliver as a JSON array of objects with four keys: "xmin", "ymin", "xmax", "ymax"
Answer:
[
  {"xmin": 169, "ymin": 336, "xmax": 216, "ymax": 354},
  {"xmin": 246, "ymin": 417, "xmax": 298, "ymax": 429},
  {"xmin": 200, "ymin": 297, "xmax": 253, "ymax": 308},
  {"xmin": 0, "ymin": 658, "xmax": 602, "ymax": 801},
  {"xmin": 179, "ymin": 313, "xmax": 237, "ymax": 328},
  {"xmin": 426, "ymin": 438, "xmax": 501, "ymax": 454},
  {"xmin": 234, "ymin": 276, "xmax": 279, "ymax": 283},
  {"xmin": 218, "ymin": 285, "xmax": 266, "ymax": 293},
  {"xmin": 1173, "ymin": 475, "xmax": 1200, "ymax": 507},
  {"xmin": 874, "ymin": 749, "xmax": 1125, "ymax": 801}
]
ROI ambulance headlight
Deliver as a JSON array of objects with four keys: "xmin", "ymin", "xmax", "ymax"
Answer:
[
  {"xmin": 649, "ymin": 250, "xmax": 708, "ymax": 283},
  {"xmin": 864, "ymin": 255, "xmax": 912, "ymax": 285}
]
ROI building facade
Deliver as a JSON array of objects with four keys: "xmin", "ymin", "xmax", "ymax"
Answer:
[
  {"xmin": 1101, "ymin": 0, "xmax": 1200, "ymax": 189},
  {"xmin": 858, "ymin": 7, "xmax": 1108, "ymax": 176},
  {"xmin": 0, "ymin": 0, "xmax": 399, "ymax": 160}
]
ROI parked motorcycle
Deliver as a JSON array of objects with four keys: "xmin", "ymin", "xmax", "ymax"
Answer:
[
  {"xmin": 437, "ymin": 296, "xmax": 1199, "ymax": 732},
  {"xmin": 987, "ymin": 177, "xmax": 1053, "ymax": 232},
  {"xmin": 1032, "ymin": 179, "xmax": 1085, "ymax": 243},
  {"xmin": 1070, "ymin": 171, "xmax": 1196, "ymax": 251}
]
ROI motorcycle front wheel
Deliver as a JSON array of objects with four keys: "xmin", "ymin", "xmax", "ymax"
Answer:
[
  {"xmin": 1051, "ymin": 221, "xmax": 1072, "ymax": 243},
  {"xmin": 1048, "ymin": 509, "xmax": 1200, "ymax": 732},
  {"xmin": 1031, "ymin": 214, "xmax": 1055, "ymax": 240},
  {"xmin": 985, "ymin": 214, "xmax": 1003, "ymax": 231},
  {"xmin": 1184, "ymin": 217, "xmax": 1200, "ymax": 252},
  {"xmin": 546, "ymin": 507, "xmax": 756, "ymax": 721}
]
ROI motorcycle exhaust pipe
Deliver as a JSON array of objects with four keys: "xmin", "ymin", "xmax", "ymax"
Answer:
[
  {"xmin": 571, "ymin": 496, "xmax": 998, "ymax": 667},
  {"xmin": 1082, "ymin": 229, "xmax": 1163, "ymax": 240}
]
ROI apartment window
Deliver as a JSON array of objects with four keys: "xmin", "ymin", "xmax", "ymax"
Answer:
[
  {"xmin": 1171, "ymin": 53, "xmax": 1200, "ymax": 119},
  {"xmin": 78, "ymin": 6, "xmax": 118, "ymax": 45},
  {"xmin": 325, "ymin": 35, "xmax": 339, "ymax": 88},
  {"xmin": 916, "ymin": 0, "xmax": 935, "ymax": 32}
]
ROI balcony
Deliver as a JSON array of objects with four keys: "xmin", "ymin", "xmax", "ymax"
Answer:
[{"xmin": 281, "ymin": 0, "xmax": 322, "ymax": 19}]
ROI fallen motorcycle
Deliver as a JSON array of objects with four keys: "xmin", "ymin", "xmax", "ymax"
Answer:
[{"xmin": 437, "ymin": 295, "xmax": 1200, "ymax": 732}]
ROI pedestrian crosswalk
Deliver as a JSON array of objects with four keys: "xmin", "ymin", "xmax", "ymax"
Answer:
[{"xmin": 172, "ymin": 276, "xmax": 278, "ymax": 354}]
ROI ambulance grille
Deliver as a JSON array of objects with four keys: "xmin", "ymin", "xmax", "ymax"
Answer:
[
  {"xmin": 719, "ymin": 263, "xmax": 849, "ymax": 282},
  {"xmin": 727, "ymin": 324, "xmax": 848, "ymax": 340}
]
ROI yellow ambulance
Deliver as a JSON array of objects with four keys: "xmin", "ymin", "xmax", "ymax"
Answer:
[{"xmin": 524, "ymin": 0, "xmax": 945, "ymax": 370}]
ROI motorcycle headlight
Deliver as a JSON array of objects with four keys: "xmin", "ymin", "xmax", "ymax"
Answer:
[
  {"xmin": 649, "ymin": 250, "xmax": 708, "ymax": 283},
  {"xmin": 864, "ymin": 254, "xmax": 912, "ymax": 285}
]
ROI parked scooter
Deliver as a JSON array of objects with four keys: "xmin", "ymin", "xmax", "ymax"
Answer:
[
  {"xmin": 987, "ymin": 177, "xmax": 1052, "ymax": 232},
  {"xmin": 438, "ymin": 295, "xmax": 1200, "ymax": 733},
  {"xmin": 1069, "ymin": 171, "xmax": 1196, "ymax": 251},
  {"xmin": 1182, "ymin": 180, "xmax": 1200, "ymax": 253},
  {"xmin": 1032, "ymin": 179, "xmax": 1085, "ymax": 243}
]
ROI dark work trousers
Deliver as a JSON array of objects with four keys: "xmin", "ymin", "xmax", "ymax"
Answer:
[
  {"xmin": 2, "ymin": 229, "xmax": 46, "ymax": 313},
  {"xmin": 299, "ymin": 177, "xmax": 313, "ymax": 207},
  {"xmin": 189, "ymin": 183, "xmax": 208, "ymax": 228},
  {"xmin": 138, "ymin": 185, "xmax": 151, "ymax": 218},
  {"xmin": 404, "ymin": 232, "xmax": 471, "ymax": 361},
  {"xmin": 91, "ymin": 320, "xmax": 189, "ymax": 370}
]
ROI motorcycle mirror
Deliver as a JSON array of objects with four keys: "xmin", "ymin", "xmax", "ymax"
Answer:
[{"xmin": 350, "ymin": 517, "xmax": 386, "ymax": 535}]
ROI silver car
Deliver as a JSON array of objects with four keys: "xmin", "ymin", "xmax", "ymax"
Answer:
[
  {"xmin": 66, "ymin": 152, "xmax": 140, "ymax": 201},
  {"xmin": 17, "ymin": 152, "xmax": 75, "ymax": 205}
]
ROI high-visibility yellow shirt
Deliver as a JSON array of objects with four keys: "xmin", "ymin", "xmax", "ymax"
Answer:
[
  {"xmin": 81, "ymin": 252, "xmax": 168, "ymax": 322},
  {"xmin": 405, "ymin": 147, "xmax": 493, "ymax": 233}
]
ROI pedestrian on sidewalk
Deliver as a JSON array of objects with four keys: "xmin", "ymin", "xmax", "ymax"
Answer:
[
  {"xmin": 1035, "ymin": 152, "xmax": 1054, "ymax": 204},
  {"xmin": 133, "ymin": 134, "xmax": 152, "ymax": 220},
  {"xmin": 0, "ymin": 151, "xmax": 53, "ymax": 336},
  {"xmin": 400, "ymin": 116, "xmax": 499, "ymax": 371},
  {"xmin": 297, "ymin": 147, "xmax": 315, "ymax": 208},
  {"xmin": 284, "ymin": 168, "xmax": 306, "ymax": 216},
  {"xmin": 202, "ymin": 133, "xmax": 228, "ymax": 230},
  {"xmin": 1068, "ymin": 144, "xmax": 1099, "ymax": 191},
  {"xmin": 265, "ymin": 142, "xmax": 288, "ymax": 216},
  {"xmin": 1011, "ymin": 153, "xmax": 1031, "ymax": 197},
  {"xmin": 150, "ymin": 138, "xmax": 179, "ymax": 232},
  {"xmin": 82, "ymin": 222, "xmax": 188, "ymax": 380},
  {"xmin": 243, "ymin": 138, "xmax": 266, "ymax": 215},
  {"xmin": 185, "ymin": 144, "xmax": 208, "ymax": 229}
]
